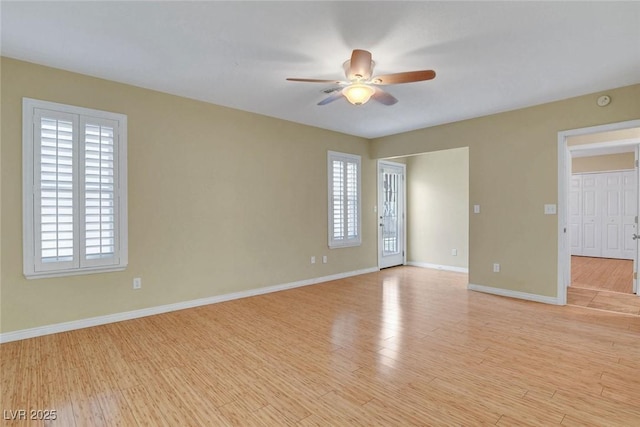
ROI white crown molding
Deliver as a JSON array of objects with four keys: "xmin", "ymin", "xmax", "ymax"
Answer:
[
  {"xmin": 0, "ymin": 267, "xmax": 379, "ymax": 343},
  {"xmin": 468, "ymin": 283, "xmax": 560, "ymax": 305}
]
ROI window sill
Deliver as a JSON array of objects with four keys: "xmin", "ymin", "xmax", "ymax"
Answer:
[
  {"xmin": 24, "ymin": 265, "xmax": 127, "ymax": 280},
  {"xmin": 329, "ymin": 241, "xmax": 362, "ymax": 249}
]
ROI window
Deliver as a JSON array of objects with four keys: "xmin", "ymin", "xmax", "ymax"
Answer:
[
  {"xmin": 23, "ymin": 98, "xmax": 127, "ymax": 278},
  {"xmin": 328, "ymin": 151, "xmax": 361, "ymax": 248}
]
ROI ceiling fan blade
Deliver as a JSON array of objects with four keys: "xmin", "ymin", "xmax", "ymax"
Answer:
[
  {"xmin": 372, "ymin": 87, "xmax": 398, "ymax": 106},
  {"xmin": 317, "ymin": 92, "xmax": 344, "ymax": 106},
  {"xmin": 372, "ymin": 70, "xmax": 436, "ymax": 85},
  {"xmin": 321, "ymin": 86, "xmax": 342, "ymax": 94},
  {"xmin": 348, "ymin": 49, "xmax": 373, "ymax": 80},
  {"xmin": 286, "ymin": 78, "xmax": 344, "ymax": 83}
]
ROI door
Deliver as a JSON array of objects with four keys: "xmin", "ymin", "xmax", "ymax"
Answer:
[
  {"xmin": 602, "ymin": 173, "xmax": 623, "ymax": 258},
  {"xmin": 569, "ymin": 175, "xmax": 582, "ymax": 255},
  {"xmin": 581, "ymin": 174, "xmax": 601, "ymax": 257},
  {"xmin": 378, "ymin": 161, "xmax": 405, "ymax": 268},
  {"xmin": 572, "ymin": 171, "xmax": 636, "ymax": 261}
]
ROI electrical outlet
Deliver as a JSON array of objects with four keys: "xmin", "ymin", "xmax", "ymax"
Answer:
[
  {"xmin": 322, "ymin": 255, "xmax": 328, "ymax": 264},
  {"xmin": 133, "ymin": 277, "xmax": 142, "ymax": 289},
  {"xmin": 493, "ymin": 263, "xmax": 500, "ymax": 273},
  {"xmin": 311, "ymin": 256, "xmax": 316, "ymax": 264}
]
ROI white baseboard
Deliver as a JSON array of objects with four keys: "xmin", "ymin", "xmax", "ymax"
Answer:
[
  {"xmin": 407, "ymin": 261, "xmax": 468, "ymax": 274},
  {"xmin": 468, "ymin": 283, "xmax": 560, "ymax": 305},
  {"xmin": 0, "ymin": 267, "xmax": 379, "ymax": 343}
]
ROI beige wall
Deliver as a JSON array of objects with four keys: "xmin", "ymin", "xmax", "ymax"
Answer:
[
  {"xmin": 572, "ymin": 153, "xmax": 635, "ymax": 173},
  {"xmin": 404, "ymin": 148, "xmax": 469, "ymax": 269},
  {"xmin": 567, "ymin": 127, "xmax": 640, "ymax": 146},
  {"xmin": 371, "ymin": 84, "xmax": 640, "ymax": 297},
  {"xmin": 0, "ymin": 58, "xmax": 376, "ymax": 333}
]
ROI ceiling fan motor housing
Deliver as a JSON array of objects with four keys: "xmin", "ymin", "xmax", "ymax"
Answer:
[{"xmin": 343, "ymin": 60, "xmax": 375, "ymax": 81}]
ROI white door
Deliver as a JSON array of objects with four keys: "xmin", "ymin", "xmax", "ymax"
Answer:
[
  {"xmin": 573, "ymin": 171, "xmax": 636, "ymax": 260},
  {"xmin": 602, "ymin": 173, "xmax": 623, "ymax": 258},
  {"xmin": 378, "ymin": 161, "xmax": 405, "ymax": 269},
  {"xmin": 569, "ymin": 175, "xmax": 582, "ymax": 255},
  {"xmin": 581, "ymin": 174, "xmax": 601, "ymax": 257}
]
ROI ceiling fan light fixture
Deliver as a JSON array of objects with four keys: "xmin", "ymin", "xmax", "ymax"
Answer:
[
  {"xmin": 343, "ymin": 84, "xmax": 375, "ymax": 105},
  {"xmin": 287, "ymin": 49, "xmax": 436, "ymax": 107}
]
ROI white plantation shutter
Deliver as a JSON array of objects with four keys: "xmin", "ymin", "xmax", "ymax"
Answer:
[
  {"xmin": 332, "ymin": 159, "xmax": 345, "ymax": 240},
  {"xmin": 81, "ymin": 118, "xmax": 119, "ymax": 266},
  {"xmin": 346, "ymin": 161, "xmax": 359, "ymax": 239},
  {"xmin": 23, "ymin": 98, "xmax": 127, "ymax": 278},
  {"xmin": 328, "ymin": 151, "xmax": 361, "ymax": 248},
  {"xmin": 35, "ymin": 110, "xmax": 78, "ymax": 272}
]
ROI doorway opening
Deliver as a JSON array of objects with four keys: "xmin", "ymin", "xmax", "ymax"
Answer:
[
  {"xmin": 377, "ymin": 148, "xmax": 469, "ymax": 274},
  {"xmin": 558, "ymin": 119, "xmax": 640, "ymax": 314}
]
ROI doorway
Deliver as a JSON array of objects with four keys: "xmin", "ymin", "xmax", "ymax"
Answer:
[
  {"xmin": 570, "ymin": 166, "xmax": 636, "ymax": 296},
  {"xmin": 558, "ymin": 120, "xmax": 640, "ymax": 309},
  {"xmin": 377, "ymin": 148, "xmax": 469, "ymax": 274},
  {"xmin": 378, "ymin": 160, "xmax": 406, "ymax": 269}
]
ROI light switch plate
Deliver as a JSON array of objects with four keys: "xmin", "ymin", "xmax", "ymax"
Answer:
[
  {"xmin": 473, "ymin": 205, "xmax": 480, "ymax": 214},
  {"xmin": 544, "ymin": 204, "xmax": 557, "ymax": 215}
]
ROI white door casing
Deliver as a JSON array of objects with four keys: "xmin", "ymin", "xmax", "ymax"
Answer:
[
  {"xmin": 634, "ymin": 147, "xmax": 639, "ymax": 295},
  {"xmin": 618, "ymin": 171, "xmax": 636, "ymax": 260},
  {"xmin": 378, "ymin": 161, "xmax": 406, "ymax": 269}
]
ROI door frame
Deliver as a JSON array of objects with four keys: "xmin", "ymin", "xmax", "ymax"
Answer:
[
  {"xmin": 558, "ymin": 119, "xmax": 640, "ymax": 304},
  {"xmin": 377, "ymin": 160, "xmax": 407, "ymax": 269}
]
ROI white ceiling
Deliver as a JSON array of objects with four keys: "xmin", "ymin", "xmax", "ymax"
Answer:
[{"xmin": 2, "ymin": 1, "xmax": 639, "ymax": 139}]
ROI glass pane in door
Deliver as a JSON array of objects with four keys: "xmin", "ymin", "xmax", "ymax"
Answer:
[{"xmin": 382, "ymin": 170, "xmax": 400, "ymax": 256}]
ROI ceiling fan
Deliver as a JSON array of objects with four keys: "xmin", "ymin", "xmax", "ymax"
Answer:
[{"xmin": 287, "ymin": 49, "xmax": 436, "ymax": 106}]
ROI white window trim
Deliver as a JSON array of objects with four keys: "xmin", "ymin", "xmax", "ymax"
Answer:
[
  {"xmin": 23, "ymin": 98, "xmax": 128, "ymax": 279},
  {"xmin": 328, "ymin": 150, "xmax": 362, "ymax": 249}
]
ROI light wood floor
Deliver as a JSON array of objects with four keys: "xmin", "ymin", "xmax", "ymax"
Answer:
[
  {"xmin": 571, "ymin": 256, "xmax": 633, "ymax": 294},
  {"xmin": 2, "ymin": 267, "xmax": 640, "ymax": 426},
  {"xmin": 568, "ymin": 287, "xmax": 640, "ymax": 316},
  {"xmin": 569, "ymin": 255, "xmax": 640, "ymax": 315}
]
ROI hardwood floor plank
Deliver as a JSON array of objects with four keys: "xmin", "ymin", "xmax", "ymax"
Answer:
[
  {"xmin": 571, "ymin": 256, "xmax": 633, "ymax": 293},
  {"xmin": 217, "ymin": 401, "xmax": 274, "ymax": 427},
  {"xmin": 120, "ymin": 385, "xmax": 174, "ymax": 427},
  {"xmin": 95, "ymin": 391, "xmax": 139, "ymax": 427},
  {"xmin": 568, "ymin": 286, "xmax": 640, "ymax": 316},
  {"xmin": 157, "ymin": 367, "xmax": 233, "ymax": 426},
  {"xmin": 567, "ymin": 286, "xmax": 598, "ymax": 306},
  {"xmin": 551, "ymin": 388, "xmax": 640, "ymax": 426},
  {"xmin": 560, "ymin": 413, "xmax": 603, "ymax": 426},
  {"xmin": 66, "ymin": 366, "xmax": 108, "ymax": 427}
]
